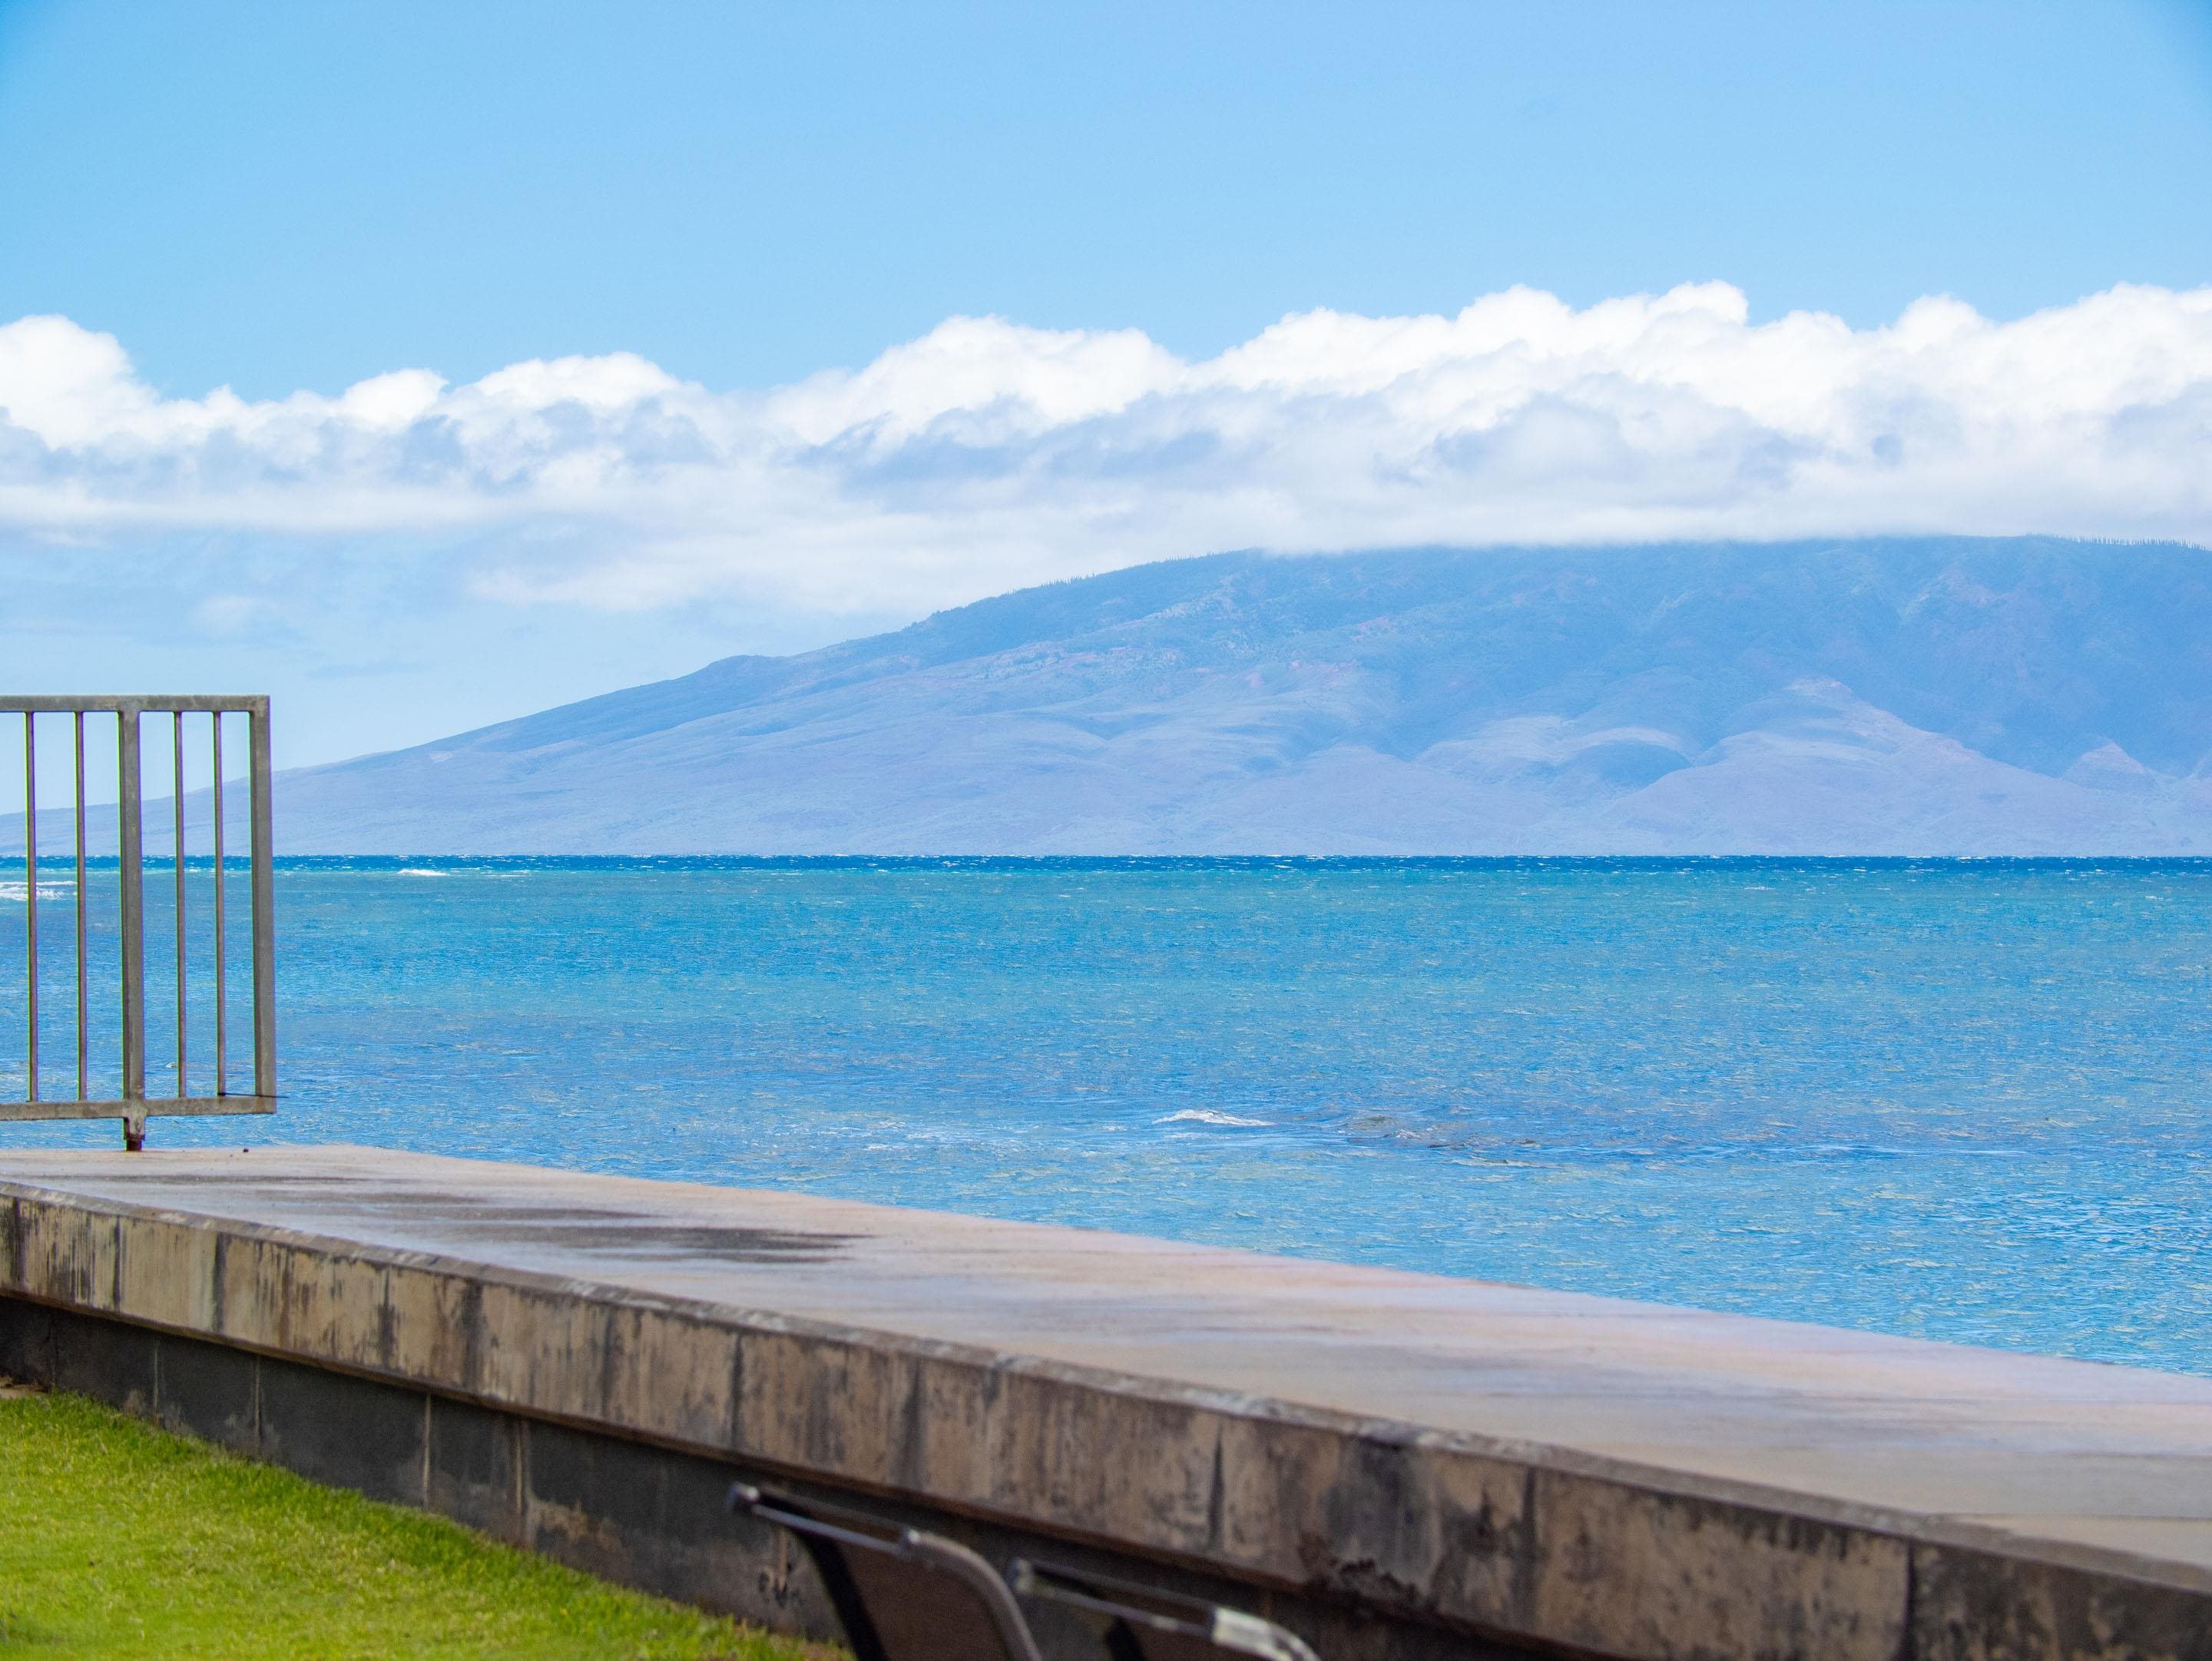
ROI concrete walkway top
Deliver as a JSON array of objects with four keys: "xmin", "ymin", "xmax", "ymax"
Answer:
[{"xmin": 4, "ymin": 1144, "xmax": 2210, "ymax": 1660}]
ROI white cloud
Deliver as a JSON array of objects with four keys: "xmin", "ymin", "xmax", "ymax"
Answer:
[{"xmin": 2, "ymin": 283, "xmax": 2208, "ymax": 615}]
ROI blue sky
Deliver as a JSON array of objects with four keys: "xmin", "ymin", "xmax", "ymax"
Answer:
[
  {"xmin": 6, "ymin": 0, "xmax": 2209, "ymax": 396},
  {"xmin": 2, "ymin": 0, "xmax": 2210, "ymax": 765}
]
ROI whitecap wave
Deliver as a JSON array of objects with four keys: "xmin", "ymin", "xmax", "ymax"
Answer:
[
  {"xmin": 396, "ymin": 867, "xmax": 449, "ymax": 877},
  {"xmin": 0, "ymin": 881, "xmax": 70, "ymax": 904},
  {"xmin": 1154, "ymin": 1109, "xmax": 1272, "ymax": 1127}
]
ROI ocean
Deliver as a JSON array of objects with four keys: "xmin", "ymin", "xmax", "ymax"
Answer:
[{"xmin": 6, "ymin": 856, "xmax": 2211, "ymax": 1373}]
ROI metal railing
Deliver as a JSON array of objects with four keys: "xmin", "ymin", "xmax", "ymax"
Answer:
[{"xmin": 2, "ymin": 696, "xmax": 275, "ymax": 1150}]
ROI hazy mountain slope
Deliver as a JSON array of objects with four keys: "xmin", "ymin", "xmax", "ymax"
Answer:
[{"xmin": 269, "ymin": 538, "xmax": 2212, "ymax": 854}]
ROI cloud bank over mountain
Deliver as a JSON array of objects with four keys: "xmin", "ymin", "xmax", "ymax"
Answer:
[{"xmin": 3, "ymin": 286, "xmax": 2209, "ymax": 617}]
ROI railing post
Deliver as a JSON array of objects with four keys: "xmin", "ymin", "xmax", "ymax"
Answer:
[
  {"xmin": 117, "ymin": 707, "xmax": 146, "ymax": 1151},
  {"xmin": 172, "ymin": 712, "xmax": 187, "ymax": 1099},
  {"xmin": 22, "ymin": 713, "xmax": 36, "ymax": 1106},
  {"xmin": 213, "ymin": 713, "xmax": 227, "ymax": 1096},
  {"xmin": 248, "ymin": 699, "xmax": 276, "ymax": 1104},
  {"xmin": 74, "ymin": 711, "xmax": 87, "ymax": 1102}
]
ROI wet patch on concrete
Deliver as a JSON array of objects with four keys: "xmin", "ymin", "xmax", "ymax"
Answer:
[
  {"xmin": 429, "ymin": 1222, "xmax": 859, "ymax": 1263},
  {"xmin": 12, "ymin": 1174, "xmax": 866, "ymax": 1265}
]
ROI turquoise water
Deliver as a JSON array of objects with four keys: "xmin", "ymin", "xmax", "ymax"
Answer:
[{"xmin": 8, "ymin": 857, "xmax": 2212, "ymax": 1372}]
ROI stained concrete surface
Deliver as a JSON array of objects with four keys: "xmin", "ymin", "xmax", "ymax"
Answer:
[{"xmin": 4, "ymin": 1145, "xmax": 2210, "ymax": 1660}]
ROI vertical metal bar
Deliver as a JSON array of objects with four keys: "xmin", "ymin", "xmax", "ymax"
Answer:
[
  {"xmin": 23, "ymin": 712, "xmax": 36, "ymax": 1104},
  {"xmin": 248, "ymin": 701, "xmax": 276, "ymax": 1102},
  {"xmin": 173, "ymin": 711, "xmax": 186, "ymax": 1099},
  {"xmin": 74, "ymin": 711, "xmax": 86, "ymax": 1102},
  {"xmin": 118, "ymin": 708, "xmax": 146, "ymax": 1149},
  {"xmin": 213, "ymin": 713, "xmax": 227, "ymax": 1096}
]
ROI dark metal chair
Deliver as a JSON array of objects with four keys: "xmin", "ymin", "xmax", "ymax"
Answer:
[
  {"xmin": 728, "ymin": 1482, "xmax": 1045, "ymax": 1661},
  {"xmin": 1009, "ymin": 1558, "xmax": 1320, "ymax": 1661}
]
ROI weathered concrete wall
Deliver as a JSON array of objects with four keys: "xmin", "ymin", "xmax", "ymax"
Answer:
[
  {"xmin": 3, "ymin": 1299, "xmax": 1474, "ymax": 1660},
  {"xmin": 4, "ymin": 1148, "xmax": 2211, "ymax": 1661}
]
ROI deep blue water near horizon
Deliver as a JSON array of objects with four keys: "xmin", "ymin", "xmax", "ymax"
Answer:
[{"xmin": 8, "ymin": 855, "xmax": 2212, "ymax": 1374}]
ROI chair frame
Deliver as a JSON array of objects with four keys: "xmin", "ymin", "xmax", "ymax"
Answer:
[
  {"xmin": 1010, "ymin": 1557, "xmax": 1320, "ymax": 1661},
  {"xmin": 729, "ymin": 1481, "xmax": 1044, "ymax": 1661}
]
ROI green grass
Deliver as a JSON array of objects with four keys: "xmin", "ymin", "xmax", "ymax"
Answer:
[{"xmin": 0, "ymin": 1388, "xmax": 824, "ymax": 1659}]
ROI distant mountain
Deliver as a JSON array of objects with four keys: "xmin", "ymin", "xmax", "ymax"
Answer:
[{"xmin": 272, "ymin": 538, "xmax": 2212, "ymax": 854}]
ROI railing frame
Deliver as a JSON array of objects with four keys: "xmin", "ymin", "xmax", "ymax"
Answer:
[{"xmin": 2, "ymin": 695, "xmax": 276, "ymax": 1149}]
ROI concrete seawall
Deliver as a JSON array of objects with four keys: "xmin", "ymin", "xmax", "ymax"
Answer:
[{"xmin": 2, "ymin": 1145, "xmax": 2210, "ymax": 1660}]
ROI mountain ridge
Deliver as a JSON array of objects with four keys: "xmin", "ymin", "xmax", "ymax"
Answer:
[{"xmin": 269, "ymin": 536, "xmax": 2212, "ymax": 854}]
